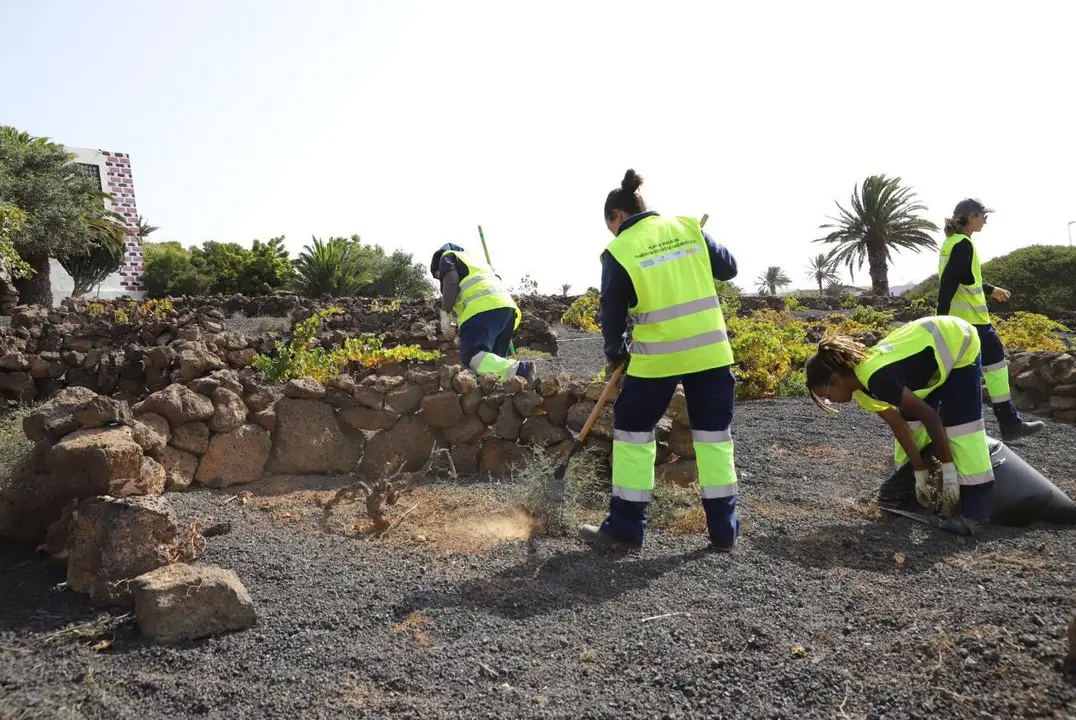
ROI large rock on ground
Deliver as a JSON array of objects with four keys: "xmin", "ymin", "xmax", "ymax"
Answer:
[
  {"xmin": 542, "ymin": 390, "xmax": 575, "ymax": 427},
  {"xmin": 266, "ymin": 399, "xmax": 362, "ymax": 475},
  {"xmin": 358, "ymin": 416, "xmax": 435, "ymax": 475},
  {"xmin": 176, "ymin": 341, "xmax": 225, "ymax": 383},
  {"xmin": 23, "ymin": 387, "xmax": 131, "ymax": 447},
  {"xmin": 0, "ymin": 371, "xmax": 36, "ymax": 403},
  {"xmin": 158, "ymin": 446, "xmax": 200, "ymax": 491},
  {"xmin": 443, "ymin": 415, "xmax": 488, "ymax": 445},
  {"xmin": 49, "ymin": 426, "xmax": 147, "ymax": 499},
  {"xmin": 67, "ymin": 496, "xmax": 193, "ymax": 606},
  {"xmin": 566, "ymin": 401, "xmax": 614, "ymax": 442},
  {"xmin": 171, "ymin": 422, "xmax": 210, "ymax": 455},
  {"xmin": 128, "ymin": 418, "xmax": 167, "ymax": 459},
  {"xmin": 196, "ymin": 424, "xmax": 271, "ymax": 488},
  {"xmin": 385, "ymin": 384, "xmax": 424, "ymax": 415},
  {"xmin": 519, "ymin": 416, "xmax": 571, "ymax": 447},
  {"xmin": 209, "ymin": 387, "xmax": 247, "ymax": 433},
  {"xmin": 283, "ymin": 377, "xmax": 326, "ymax": 400},
  {"xmin": 132, "ymin": 563, "xmax": 256, "ymax": 643},
  {"xmin": 479, "ymin": 439, "xmax": 531, "ymax": 475},
  {"xmin": 338, "ymin": 406, "xmax": 399, "ymax": 432},
  {"xmin": 418, "ymin": 393, "xmax": 463, "ymax": 428},
  {"xmin": 137, "ymin": 384, "xmax": 214, "ymax": 428}
]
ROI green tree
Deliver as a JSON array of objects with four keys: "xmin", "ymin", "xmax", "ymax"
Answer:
[
  {"xmin": 292, "ymin": 235, "xmax": 376, "ymax": 298},
  {"xmin": 0, "ymin": 203, "xmax": 34, "ymax": 282},
  {"xmin": 805, "ymin": 253, "xmax": 841, "ymax": 295},
  {"xmin": 142, "ymin": 241, "xmax": 209, "ymax": 297},
  {"xmin": 755, "ymin": 266, "xmax": 791, "ymax": 296},
  {"xmin": 361, "ymin": 248, "xmax": 433, "ymax": 299},
  {"xmin": 815, "ymin": 174, "xmax": 939, "ymax": 296},
  {"xmin": 981, "ymin": 245, "xmax": 1076, "ymax": 314},
  {"xmin": 560, "ymin": 283, "xmax": 572, "ymax": 297},
  {"xmin": 245, "ymin": 237, "xmax": 296, "ymax": 294},
  {"xmin": 0, "ymin": 126, "xmax": 112, "ymax": 305},
  {"xmin": 58, "ymin": 215, "xmax": 128, "ymax": 296}
]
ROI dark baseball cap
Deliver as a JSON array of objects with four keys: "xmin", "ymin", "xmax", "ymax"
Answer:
[{"xmin": 953, "ymin": 198, "xmax": 994, "ymax": 216}]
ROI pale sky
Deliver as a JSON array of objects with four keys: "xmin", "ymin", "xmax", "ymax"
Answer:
[{"xmin": 4, "ymin": 0, "xmax": 1075, "ymax": 295}]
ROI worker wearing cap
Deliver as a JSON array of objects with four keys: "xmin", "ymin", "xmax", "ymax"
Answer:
[
  {"xmin": 578, "ymin": 169, "xmax": 741, "ymax": 552},
  {"xmin": 429, "ymin": 243, "xmax": 534, "ymax": 383},
  {"xmin": 937, "ymin": 199, "xmax": 1044, "ymax": 442}
]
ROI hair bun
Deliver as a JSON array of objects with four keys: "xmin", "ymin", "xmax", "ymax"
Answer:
[{"xmin": 620, "ymin": 169, "xmax": 643, "ymax": 193}]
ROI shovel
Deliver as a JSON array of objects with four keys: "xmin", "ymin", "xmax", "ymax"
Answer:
[{"xmin": 547, "ymin": 362, "xmax": 625, "ymax": 504}]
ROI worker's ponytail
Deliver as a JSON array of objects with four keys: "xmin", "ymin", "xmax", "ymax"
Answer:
[
  {"xmin": 804, "ymin": 335, "xmax": 869, "ymax": 413},
  {"xmin": 943, "ymin": 214, "xmax": 969, "ymax": 236},
  {"xmin": 604, "ymin": 169, "xmax": 648, "ymax": 222}
]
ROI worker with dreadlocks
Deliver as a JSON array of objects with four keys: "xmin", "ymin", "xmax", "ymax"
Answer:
[
  {"xmin": 938, "ymin": 199, "xmax": 1043, "ymax": 441},
  {"xmin": 578, "ymin": 169, "xmax": 741, "ymax": 552},
  {"xmin": 805, "ymin": 316, "xmax": 994, "ymax": 533},
  {"xmin": 429, "ymin": 243, "xmax": 535, "ymax": 383}
]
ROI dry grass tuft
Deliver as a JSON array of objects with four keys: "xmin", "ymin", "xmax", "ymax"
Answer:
[
  {"xmin": 838, "ymin": 494, "xmax": 883, "ymax": 521},
  {"xmin": 391, "ymin": 611, "xmax": 431, "ymax": 647},
  {"xmin": 511, "ymin": 446, "xmax": 606, "ymax": 535}
]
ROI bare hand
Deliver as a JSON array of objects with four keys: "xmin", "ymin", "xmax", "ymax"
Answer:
[{"xmin": 991, "ymin": 287, "xmax": 1011, "ymax": 302}]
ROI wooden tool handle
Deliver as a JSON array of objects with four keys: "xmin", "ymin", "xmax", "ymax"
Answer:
[{"xmin": 578, "ymin": 363, "xmax": 625, "ymax": 443}]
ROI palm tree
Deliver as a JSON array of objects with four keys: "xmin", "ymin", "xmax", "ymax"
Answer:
[
  {"xmin": 755, "ymin": 266, "xmax": 791, "ymax": 296},
  {"xmin": 59, "ymin": 216, "xmax": 127, "ymax": 297},
  {"xmin": 292, "ymin": 235, "xmax": 375, "ymax": 298},
  {"xmin": 560, "ymin": 283, "xmax": 571, "ymax": 297},
  {"xmin": 805, "ymin": 253, "xmax": 841, "ymax": 295},
  {"xmin": 136, "ymin": 215, "xmax": 159, "ymax": 240},
  {"xmin": 815, "ymin": 174, "xmax": 939, "ymax": 296}
]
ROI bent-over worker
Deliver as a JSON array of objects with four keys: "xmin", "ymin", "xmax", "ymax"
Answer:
[
  {"xmin": 430, "ymin": 243, "xmax": 534, "ymax": 383},
  {"xmin": 805, "ymin": 315, "xmax": 995, "ymax": 533},
  {"xmin": 579, "ymin": 169, "xmax": 741, "ymax": 552},
  {"xmin": 937, "ymin": 198, "xmax": 1043, "ymax": 442}
]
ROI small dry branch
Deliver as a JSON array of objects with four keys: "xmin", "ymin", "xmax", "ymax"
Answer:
[{"xmin": 320, "ymin": 448, "xmax": 448, "ymax": 535}]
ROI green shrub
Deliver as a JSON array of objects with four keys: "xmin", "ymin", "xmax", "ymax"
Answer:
[
  {"xmin": 784, "ymin": 294, "xmax": 806, "ymax": 312},
  {"xmin": 840, "ymin": 293, "xmax": 860, "ymax": 309},
  {"xmin": 850, "ymin": 305, "xmax": 894, "ymax": 332},
  {"xmin": 252, "ymin": 308, "xmax": 440, "ymax": 383},
  {"xmin": 774, "ymin": 370, "xmax": 809, "ymax": 397},
  {"xmin": 981, "ymin": 245, "xmax": 1076, "ymax": 315},
  {"xmin": 993, "ymin": 312, "xmax": 1070, "ymax": 352},
  {"xmin": 727, "ymin": 310, "xmax": 812, "ymax": 399},
  {"xmin": 561, "ymin": 288, "xmax": 600, "ymax": 332},
  {"xmin": 908, "ymin": 296, "xmax": 934, "ymax": 317},
  {"xmin": 0, "ymin": 406, "xmax": 33, "ymax": 489}
]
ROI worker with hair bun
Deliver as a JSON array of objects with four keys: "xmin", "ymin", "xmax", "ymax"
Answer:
[{"xmin": 579, "ymin": 169, "xmax": 741, "ymax": 552}]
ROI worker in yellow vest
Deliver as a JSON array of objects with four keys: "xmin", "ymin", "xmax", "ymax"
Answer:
[
  {"xmin": 805, "ymin": 316, "xmax": 994, "ymax": 534},
  {"xmin": 938, "ymin": 199, "xmax": 1044, "ymax": 441},
  {"xmin": 429, "ymin": 243, "xmax": 534, "ymax": 383},
  {"xmin": 578, "ymin": 170, "xmax": 741, "ymax": 552}
]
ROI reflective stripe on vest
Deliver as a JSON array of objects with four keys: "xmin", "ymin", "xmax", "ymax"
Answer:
[
  {"xmin": 938, "ymin": 233, "xmax": 991, "ymax": 324},
  {"xmin": 443, "ymin": 250, "xmax": 521, "ymax": 328},
  {"xmin": 854, "ymin": 316, "xmax": 980, "ymax": 405},
  {"xmin": 605, "ymin": 215, "xmax": 734, "ymax": 378}
]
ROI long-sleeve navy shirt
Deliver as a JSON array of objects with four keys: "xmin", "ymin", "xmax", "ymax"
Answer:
[
  {"xmin": 936, "ymin": 237, "xmax": 994, "ymax": 321},
  {"xmin": 600, "ymin": 211, "xmax": 739, "ymax": 361}
]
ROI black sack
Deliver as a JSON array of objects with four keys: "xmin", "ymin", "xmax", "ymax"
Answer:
[{"xmin": 878, "ymin": 437, "xmax": 1076, "ymax": 526}]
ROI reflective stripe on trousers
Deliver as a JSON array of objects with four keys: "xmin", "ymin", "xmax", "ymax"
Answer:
[
  {"xmin": 612, "ymin": 429, "xmax": 656, "ymax": 500},
  {"xmin": 469, "ymin": 351, "xmax": 522, "ymax": 381},
  {"xmin": 946, "ymin": 419, "xmax": 995, "ymax": 485},
  {"xmin": 982, "ymin": 359, "xmax": 1012, "ymax": 403},
  {"xmin": 692, "ymin": 429, "xmax": 737, "ymax": 498}
]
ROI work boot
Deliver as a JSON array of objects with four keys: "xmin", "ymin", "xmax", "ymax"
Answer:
[
  {"xmin": 1000, "ymin": 420, "xmax": 1045, "ymax": 442},
  {"xmin": 577, "ymin": 524, "xmax": 642, "ymax": 552},
  {"xmin": 940, "ymin": 516, "xmax": 979, "ymax": 537},
  {"xmin": 515, "ymin": 360, "xmax": 535, "ymax": 382},
  {"xmin": 703, "ymin": 496, "xmax": 740, "ymax": 552}
]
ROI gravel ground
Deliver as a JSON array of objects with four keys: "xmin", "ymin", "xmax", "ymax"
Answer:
[
  {"xmin": 535, "ymin": 324, "xmax": 606, "ymax": 379},
  {"xmin": 3, "ymin": 398, "xmax": 1075, "ymax": 719}
]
